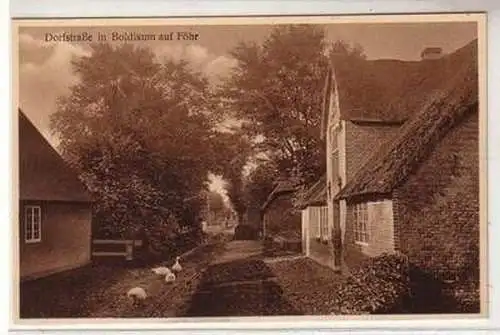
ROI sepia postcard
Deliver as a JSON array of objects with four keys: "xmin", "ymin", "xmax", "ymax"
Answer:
[{"xmin": 11, "ymin": 13, "xmax": 488, "ymax": 329}]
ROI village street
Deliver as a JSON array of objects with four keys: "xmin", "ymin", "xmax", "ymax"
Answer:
[
  {"xmin": 20, "ymin": 227, "xmax": 348, "ymax": 318},
  {"xmin": 185, "ymin": 240, "xmax": 301, "ymax": 316}
]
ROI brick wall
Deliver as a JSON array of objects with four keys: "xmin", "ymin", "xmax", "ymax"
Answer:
[
  {"xmin": 19, "ymin": 201, "xmax": 92, "ymax": 280},
  {"xmin": 343, "ymin": 198, "xmax": 395, "ymax": 269},
  {"xmin": 395, "ymin": 110, "xmax": 479, "ymax": 309},
  {"xmin": 344, "ymin": 122, "xmax": 401, "ymax": 183}
]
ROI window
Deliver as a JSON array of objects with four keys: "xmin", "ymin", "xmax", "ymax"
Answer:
[
  {"xmin": 320, "ymin": 206, "xmax": 329, "ymax": 242},
  {"xmin": 353, "ymin": 203, "xmax": 369, "ymax": 244},
  {"xmin": 25, "ymin": 205, "xmax": 41, "ymax": 243}
]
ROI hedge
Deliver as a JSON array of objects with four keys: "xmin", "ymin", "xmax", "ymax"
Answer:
[{"xmin": 330, "ymin": 253, "xmax": 411, "ymax": 314}]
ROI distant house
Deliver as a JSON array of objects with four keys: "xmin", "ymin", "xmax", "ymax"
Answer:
[
  {"xmin": 19, "ymin": 109, "xmax": 93, "ymax": 281},
  {"xmin": 261, "ymin": 179, "xmax": 301, "ymax": 244},
  {"xmin": 300, "ymin": 39, "xmax": 479, "ymax": 279}
]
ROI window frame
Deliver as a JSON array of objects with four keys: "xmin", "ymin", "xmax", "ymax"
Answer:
[
  {"xmin": 353, "ymin": 203, "xmax": 369, "ymax": 245},
  {"xmin": 24, "ymin": 205, "xmax": 42, "ymax": 244}
]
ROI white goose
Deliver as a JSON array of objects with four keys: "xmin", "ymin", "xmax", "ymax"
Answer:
[
  {"xmin": 152, "ymin": 266, "xmax": 172, "ymax": 276},
  {"xmin": 172, "ymin": 256, "xmax": 182, "ymax": 273},
  {"xmin": 165, "ymin": 271, "xmax": 176, "ymax": 283},
  {"xmin": 127, "ymin": 287, "xmax": 147, "ymax": 306}
]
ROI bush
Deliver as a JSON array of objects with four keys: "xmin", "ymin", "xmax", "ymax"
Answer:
[
  {"xmin": 407, "ymin": 264, "xmax": 480, "ymax": 313},
  {"xmin": 444, "ymin": 280, "xmax": 480, "ymax": 313},
  {"xmin": 454, "ymin": 285, "xmax": 480, "ymax": 313},
  {"xmin": 331, "ymin": 253, "xmax": 410, "ymax": 314},
  {"xmin": 233, "ymin": 224, "xmax": 259, "ymax": 240},
  {"xmin": 133, "ymin": 214, "xmax": 205, "ymax": 265}
]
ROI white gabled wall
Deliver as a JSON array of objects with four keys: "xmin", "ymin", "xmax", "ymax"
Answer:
[{"xmin": 325, "ymin": 67, "xmax": 347, "ymax": 269}]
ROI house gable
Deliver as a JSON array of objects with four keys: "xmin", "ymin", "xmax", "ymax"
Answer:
[{"xmin": 19, "ymin": 109, "xmax": 92, "ymax": 202}]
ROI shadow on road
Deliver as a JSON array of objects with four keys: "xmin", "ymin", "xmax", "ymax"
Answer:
[
  {"xmin": 184, "ymin": 257, "xmax": 302, "ymax": 316},
  {"xmin": 182, "ymin": 239, "xmax": 302, "ymax": 317}
]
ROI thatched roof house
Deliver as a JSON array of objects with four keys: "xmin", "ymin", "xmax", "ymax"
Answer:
[
  {"xmin": 261, "ymin": 179, "xmax": 302, "ymax": 243},
  {"xmin": 300, "ymin": 38, "xmax": 481, "ymax": 294},
  {"xmin": 296, "ymin": 174, "xmax": 327, "ymax": 209},
  {"xmin": 261, "ymin": 179, "xmax": 298, "ymax": 212},
  {"xmin": 19, "ymin": 109, "xmax": 93, "ymax": 281}
]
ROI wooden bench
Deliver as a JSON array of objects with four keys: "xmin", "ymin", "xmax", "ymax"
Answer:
[{"xmin": 92, "ymin": 239, "xmax": 143, "ymax": 261}]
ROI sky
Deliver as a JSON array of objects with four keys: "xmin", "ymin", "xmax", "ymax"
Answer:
[{"xmin": 17, "ymin": 21, "xmax": 478, "ymax": 199}]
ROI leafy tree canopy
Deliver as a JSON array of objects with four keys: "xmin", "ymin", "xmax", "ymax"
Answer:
[
  {"xmin": 51, "ymin": 42, "xmax": 231, "ymax": 238},
  {"xmin": 220, "ymin": 25, "xmax": 366, "ymax": 187}
]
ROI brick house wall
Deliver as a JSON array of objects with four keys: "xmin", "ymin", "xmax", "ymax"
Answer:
[
  {"xmin": 343, "ymin": 198, "xmax": 395, "ymax": 269},
  {"xmin": 19, "ymin": 201, "xmax": 92, "ymax": 281},
  {"xmin": 394, "ymin": 110, "xmax": 479, "ymax": 290},
  {"xmin": 344, "ymin": 122, "xmax": 401, "ymax": 183},
  {"xmin": 335, "ymin": 122, "xmax": 400, "ymax": 269}
]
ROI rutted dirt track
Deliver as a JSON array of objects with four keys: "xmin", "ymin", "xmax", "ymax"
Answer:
[{"xmin": 184, "ymin": 241, "xmax": 302, "ymax": 316}]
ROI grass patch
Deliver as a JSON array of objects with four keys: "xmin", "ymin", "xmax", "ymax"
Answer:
[{"xmin": 20, "ymin": 240, "xmax": 226, "ymax": 318}]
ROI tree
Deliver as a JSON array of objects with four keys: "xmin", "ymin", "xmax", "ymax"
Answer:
[
  {"xmin": 220, "ymin": 25, "xmax": 366, "ymax": 186},
  {"xmin": 219, "ymin": 132, "xmax": 253, "ymax": 224},
  {"xmin": 51, "ymin": 42, "xmax": 224, "ymax": 242},
  {"xmin": 244, "ymin": 160, "xmax": 279, "ymax": 211}
]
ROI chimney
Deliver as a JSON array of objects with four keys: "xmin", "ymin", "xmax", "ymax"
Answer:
[{"xmin": 420, "ymin": 47, "xmax": 443, "ymax": 60}]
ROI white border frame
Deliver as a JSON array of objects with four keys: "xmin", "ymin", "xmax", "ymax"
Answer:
[{"xmin": 4, "ymin": 1, "xmax": 500, "ymax": 333}]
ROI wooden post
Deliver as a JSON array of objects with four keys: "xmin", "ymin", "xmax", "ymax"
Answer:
[
  {"xmin": 302, "ymin": 208, "xmax": 310, "ymax": 257},
  {"xmin": 125, "ymin": 242, "xmax": 133, "ymax": 261}
]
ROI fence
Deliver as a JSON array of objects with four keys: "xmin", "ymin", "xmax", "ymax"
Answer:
[{"xmin": 91, "ymin": 239, "xmax": 143, "ymax": 261}]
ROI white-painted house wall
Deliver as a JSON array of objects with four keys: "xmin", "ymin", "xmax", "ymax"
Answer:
[
  {"xmin": 350, "ymin": 199, "xmax": 396, "ymax": 257},
  {"xmin": 301, "ymin": 209, "xmax": 310, "ymax": 256},
  {"xmin": 325, "ymin": 68, "xmax": 348, "ymax": 270}
]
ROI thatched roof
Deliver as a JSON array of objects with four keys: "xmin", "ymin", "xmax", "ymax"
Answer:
[
  {"xmin": 261, "ymin": 179, "xmax": 298, "ymax": 212},
  {"xmin": 321, "ymin": 39, "xmax": 478, "ymax": 138},
  {"xmin": 335, "ymin": 39, "xmax": 478, "ymax": 200},
  {"xmin": 296, "ymin": 174, "xmax": 327, "ymax": 209},
  {"xmin": 19, "ymin": 109, "xmax": 92, "ymax": 202}
]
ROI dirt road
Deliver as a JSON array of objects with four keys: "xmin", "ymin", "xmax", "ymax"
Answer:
[{"xmin": 184, "ymin": 240, "xmax": 301, "ymax": 316}]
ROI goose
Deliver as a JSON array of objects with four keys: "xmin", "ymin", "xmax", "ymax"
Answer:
[
  {"xmin": 165, "ymin": 272, "xmax": 176, "ymax": 283},
  {"xmin": 152, "ymin": 266, "xmax": 172, "ymax": 276},
  {"xmin": 172, "ymin": 256, "xmax": 182, "ymax": 273},
  {"xmin": 127, "ymin": 287, "xmax": 147, "ymax": 306}
]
